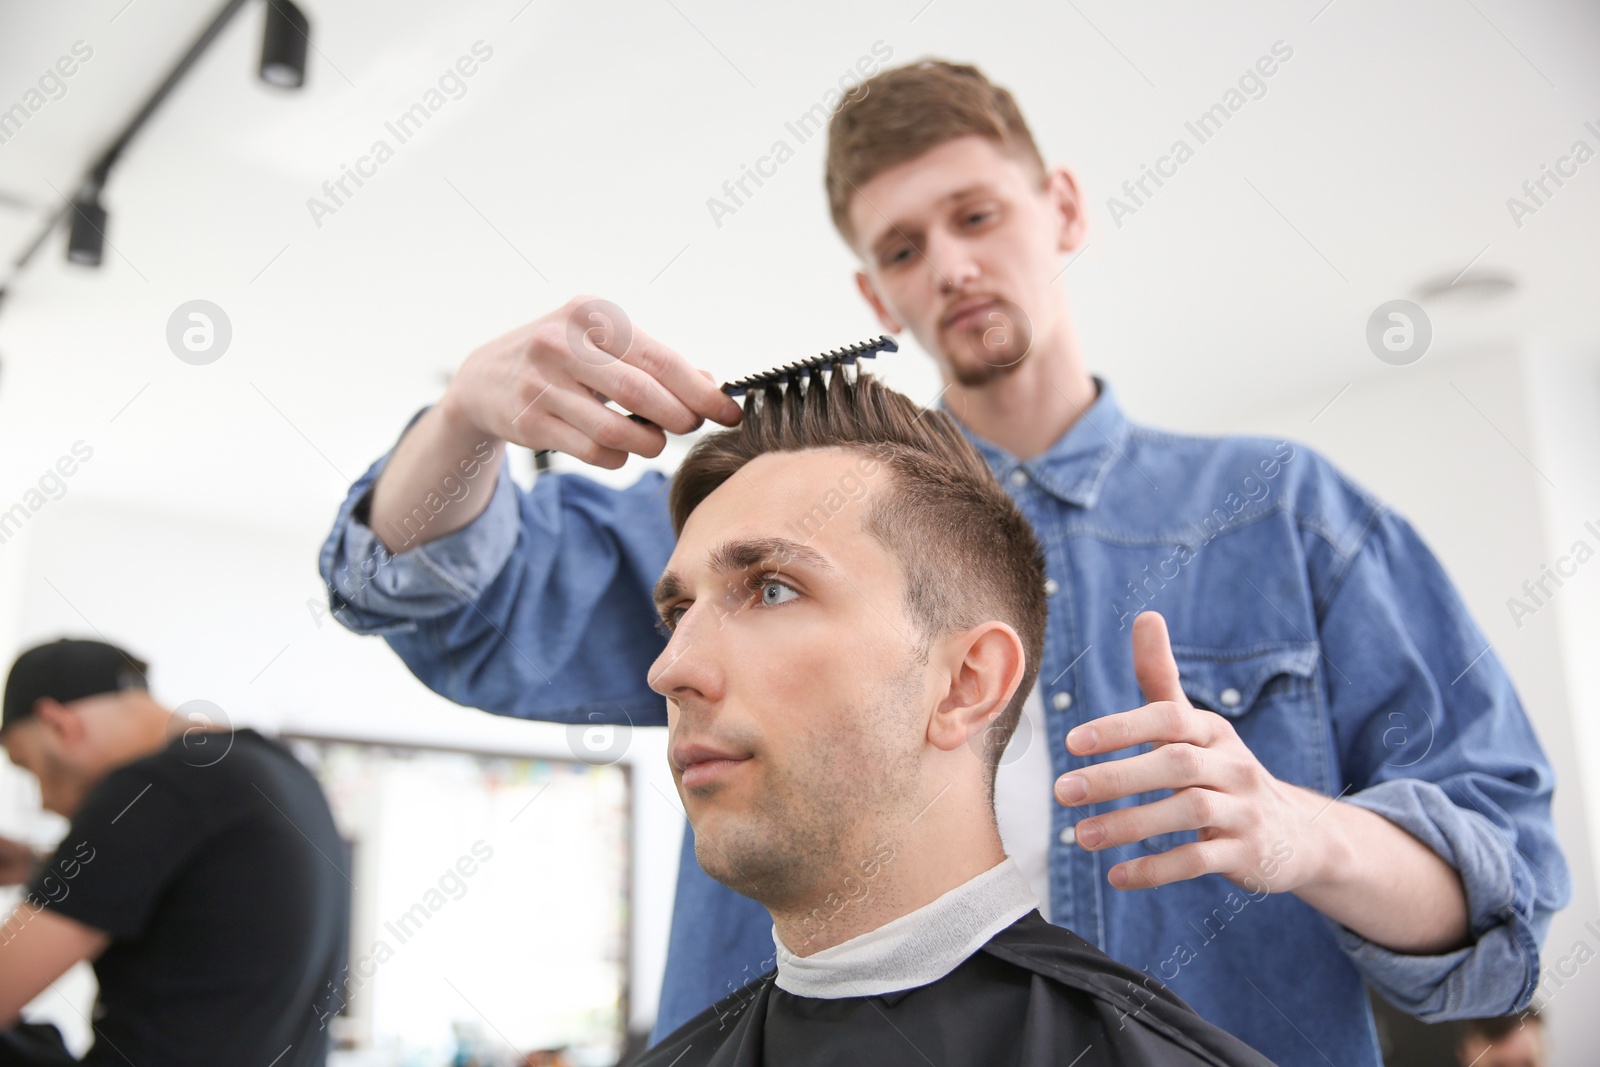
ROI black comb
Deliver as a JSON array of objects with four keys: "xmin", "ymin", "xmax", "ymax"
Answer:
[
  {"xmin": 722, "ymin": 334, "xmax": 898, "ymax": 397},
  {"xmin": 534, "ymin": 335, "xmax": 898, "ymax": 458}
]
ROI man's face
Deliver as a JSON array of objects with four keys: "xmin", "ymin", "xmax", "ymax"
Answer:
[
  {"xmin": 848, "ymin": 134, "xmax": 1083, "ymax": 387},
  {"xmin": 648, "ymin": 448, "xmax": 931, "ymax": 907},
  {"xmin": 3, "ymin": 713, "xmax": 82, "ymax": 817},
  {"xmin": 0, "ymin": 692, "xmax": 139, "ymax": 817}
]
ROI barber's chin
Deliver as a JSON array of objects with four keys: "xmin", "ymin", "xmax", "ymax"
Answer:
[
  {"xmin": 940, "ymin": 329, "xmax": 1031, "ymax": 382},
  {"xmin": 942, "ymin": 345, "xmax": 1029, "ymax": 387}
]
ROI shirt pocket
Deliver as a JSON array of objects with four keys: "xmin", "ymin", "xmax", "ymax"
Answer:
[{"xmin": 1137, "ymin": 642, "xmax": 1326, "ymax": 858}]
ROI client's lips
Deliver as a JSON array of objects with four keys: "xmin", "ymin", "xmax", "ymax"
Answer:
[{"xmin": 672, "ymin": 742, "xmax": 752, "ymax": 789}]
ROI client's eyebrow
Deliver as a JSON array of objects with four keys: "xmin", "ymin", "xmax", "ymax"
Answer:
[{"xmin": 653, "ymin": 537, "xmax": 839, "ymax": 609}]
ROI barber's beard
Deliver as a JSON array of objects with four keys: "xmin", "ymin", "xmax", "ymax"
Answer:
[
  {"xmin": 694, "ymin": 660, "xmax": 925, "ymax": 914},
  {"xmin": 941, "ymin": 298, "xmax": 1035, "ymax": 388}
]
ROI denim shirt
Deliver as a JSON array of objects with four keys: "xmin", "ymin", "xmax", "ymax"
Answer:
[{"xmin": 319, "ymin": 381, "xmax": 1568, "ymax": 1066}]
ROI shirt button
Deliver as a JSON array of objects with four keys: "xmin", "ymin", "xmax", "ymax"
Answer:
[
  {"xmin": 1052, "ymin": 691, "xmax": 1073, "ymax": 711},
  {"xmin": 1043, "ymin": 578, "xmax": 1059, "ymax": 596},
  {"xmin": 1009, "ymin": 468, "xmax": 1029, "ymax": 487},
  {"xmin": 1059, "ymin": 826, "xmax": 1076, "ymax": 846},
  {"xmin": 1219, "ymin": 687, "xmax": 1242, "ymax": 707}
]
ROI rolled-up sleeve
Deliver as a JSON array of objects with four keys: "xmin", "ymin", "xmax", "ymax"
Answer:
[
  {"xmin": 318, "ymin": 407, "xmax": 522, "ymax": 634},
  {"xmin": 1313, "ymin": 501, "xmax": 1569, "ymax": 1020},
  {"xmin": 316, "ymin": 405, "xmax": 677, "ymax": 726}
]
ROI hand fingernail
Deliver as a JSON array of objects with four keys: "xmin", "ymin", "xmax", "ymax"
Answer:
[
  {"xmin": 1109, "ymin": 866, "xmax": 1128, "ymax": 889},
  {"xmin": 1066, "ymin": 725, "xmax": 1096, "ymax": 751},
  {"xmin": 1076, "ymin": 822, "xmax": 1102, "ymax": 848},
  {"xmin": 1056, "ymin": 775, "xmax": 1087, "ymax": 803}
]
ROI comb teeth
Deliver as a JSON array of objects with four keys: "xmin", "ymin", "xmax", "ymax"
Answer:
[{"xmin": 723, "ymin": 335, "xmax": 899, "ymax": 398}]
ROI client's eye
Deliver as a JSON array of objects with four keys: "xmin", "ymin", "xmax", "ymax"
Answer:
[
  {"xmin": 655, "ymin": 607, "xmax": 686, "ymax": 637},
  {"xmin": 754, "ymin": 576, "xmax": 799, "ymax": 609}
]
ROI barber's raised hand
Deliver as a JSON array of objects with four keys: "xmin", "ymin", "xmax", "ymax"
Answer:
[
  {"xmin": 438, "ymin": 296, "xmax": 743, "ymax": 469},
  {"xmin": 1055, "ymin": 611, "xmax": 1324, "ymax": 894}
]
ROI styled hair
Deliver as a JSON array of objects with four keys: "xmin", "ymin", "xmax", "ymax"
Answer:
[
  {"xmin": 825, "ymin": 58, "xmax": 1047, "ymax": 248},
  {"xmin": 668, "ymin": 371, "xmax": 1046, "ymax": 796}
]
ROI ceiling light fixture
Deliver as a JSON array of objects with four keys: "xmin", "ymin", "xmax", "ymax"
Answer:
[
  {"xmin": 66, "ymin": 187, "xmax": 107, "ymax": 266},
  {"xmin": 0, "ymin": 0, "xmax": 312, "ymax": 301},
  {"xmin": 259, "ymin": 1, "xmax": 311, "ymax": 88}
]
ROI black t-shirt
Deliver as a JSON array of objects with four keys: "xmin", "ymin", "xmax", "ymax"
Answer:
[{"xmin": 24, "ymin": 728, "xmax": 350, "ymax": 1067}]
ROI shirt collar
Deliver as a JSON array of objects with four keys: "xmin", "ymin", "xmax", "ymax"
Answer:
[
  {"xmin": 937, "ymin": 376, "xmax": 1129, "ymax": 510},
  {"xmin": 770, "ymin": 856, "xmax": 1040, "ymax": 1000}
]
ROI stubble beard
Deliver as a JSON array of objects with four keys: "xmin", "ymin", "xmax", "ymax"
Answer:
[
  {"xmin": 694, "ymin": 658, "xmax": 926, "ymax": 912},
  {"xmin": 941, "ymin": 298, "xmax": 1035, "ymax": 388}
]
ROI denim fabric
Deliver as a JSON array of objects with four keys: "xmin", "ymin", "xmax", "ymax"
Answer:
[{"xmin": 319, "ymin": 381, "xmax": 1569, "ymax": 1065}]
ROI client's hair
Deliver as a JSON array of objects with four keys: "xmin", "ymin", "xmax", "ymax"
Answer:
[{"xmin": 669, "ymin": 371, "xmax": 1046, "ymax": 796}]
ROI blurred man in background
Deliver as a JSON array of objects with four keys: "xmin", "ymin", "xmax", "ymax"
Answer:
[
  {"xmin": 1457, "ymin": 1010, "xmax": 1547, "ymax": 1067},
  {"xmin": 0, "ymin": 639, "xmax": 350, "ymax": 1066}
]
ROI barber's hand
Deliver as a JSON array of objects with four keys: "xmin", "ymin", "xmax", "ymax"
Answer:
[
  {"xmin": 0, "ymin": 834, "xmax": 40, "ymax": 886},
  {"xmin": 1054, "ymin": 611, "xmax": 1326, "ymax": 893},
  {"xmin": 438, "ymin": 296, "xmax": 743, "ymax": 469}
]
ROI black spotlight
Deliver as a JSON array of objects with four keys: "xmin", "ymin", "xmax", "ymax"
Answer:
[
  {"xmin": 259, "ymin": 1, "xmax": 310, "ymax": 89},
  {"xmin": 66, "ymin": 190, "xmax": 107, "ymax": 267}
]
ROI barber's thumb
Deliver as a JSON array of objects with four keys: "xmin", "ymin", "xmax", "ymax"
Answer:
[{"xmin": 1133, "ymin": 611, "xmax": 1185, "ymax": 707}]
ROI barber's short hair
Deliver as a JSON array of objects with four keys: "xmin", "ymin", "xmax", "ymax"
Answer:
[
  {"xmin": 826, "ymin": 58, "xmax": 1048, "ymax": 249},
  {"xmin": 669, "ymin": 371, "xmax": 1046, "ymax": 796}
]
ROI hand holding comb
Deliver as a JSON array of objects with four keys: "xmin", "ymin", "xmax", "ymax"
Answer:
[{"xmin": 534, "ymin": 335, "xmax": 898, "ymax": 459}]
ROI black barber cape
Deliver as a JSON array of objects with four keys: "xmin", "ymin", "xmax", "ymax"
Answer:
[{"xmin": 631, "ymin": 910, "xmax": 1276, "ymax": 1067}]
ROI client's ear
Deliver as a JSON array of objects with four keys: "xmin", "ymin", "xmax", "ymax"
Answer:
[{"xmin": 926, "ymin": 621, "xmax": 1027, "ymax": 753}]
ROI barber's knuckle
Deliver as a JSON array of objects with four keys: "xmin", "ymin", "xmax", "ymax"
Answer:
[
  {"xmin": 1168, "ymin": 742, "xmax": 1205, "ymax": 781},
  {"xmin": 633, "ymin": 341, "xmax": 669, "ymax": 379},
  {"xmin": 517, "ymin": 367, "xmax": 548, "ymax": 398},
  {"xmin": 531, "ymin": 322, "xmax": 566, "ymax": 360},
  {"xmin": 611, "ymin": 370, "xmax": 650, "ymax": 410},
  {"xmin": 1166, "ymin": 701, "xmax": 1194, "ymax": 733},
  {"xmin": 591, "ymin": 420, "xmax": 628, "ymax": 450},
  {"xmin": 1234, "ymin": 756, "xmax": 1268, "ymax": 792}
]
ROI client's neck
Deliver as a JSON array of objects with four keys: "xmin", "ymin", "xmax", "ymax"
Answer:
[{"xmin": 768, "ymin": 794, "xmax": 1007, "ymax": 957}]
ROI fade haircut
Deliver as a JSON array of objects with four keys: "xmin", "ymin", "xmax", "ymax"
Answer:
[
  {"xmin": 668, "ymin": 371, "xmax": 1046, "ymax": 798},
  {"xmin": 826, "ymin": 58, "xmax": 1048, "ymax": 249}
]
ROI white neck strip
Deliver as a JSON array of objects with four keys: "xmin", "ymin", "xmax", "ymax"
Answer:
[{"xmin": 772, "ymin": 857, "xmax": 1040, "ymax": 999}]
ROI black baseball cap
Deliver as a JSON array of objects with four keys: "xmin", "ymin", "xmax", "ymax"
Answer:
[{"xmin": 2, "ymin": 638, "xmax": 150, "ymax": 733}]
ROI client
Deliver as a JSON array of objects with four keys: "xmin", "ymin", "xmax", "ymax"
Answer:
[{"xmin": 634, "ymin": 370, "xmax": 1275, "ymax": 1065}]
